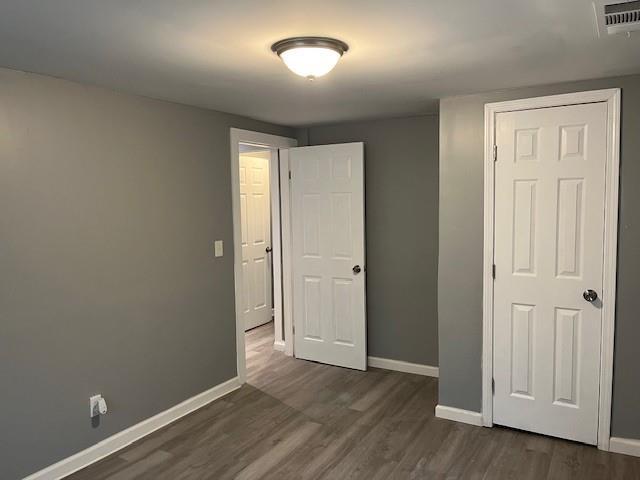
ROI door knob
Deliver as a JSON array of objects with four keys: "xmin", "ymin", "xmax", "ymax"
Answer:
[
  {"xmin": 583, "ymin": 289, "xmax": 598, "ymax": 302},
  {"xmin": 352, "ymin": 265, "xmax": 362, "ymax": 274},
  {"xmin": 265, "ymin": 246, "xmax": 272, "ymax": 253}
]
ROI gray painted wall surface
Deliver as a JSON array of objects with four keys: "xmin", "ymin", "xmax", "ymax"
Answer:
[
  {"xmin": 438, "ymin": 74, "xmax": 640, "ymax": 439},
  {"xmin": 0, "ymin": 68, "xmax": 293, "ymax": 479},
  {"xmin": 300, "ymin": 116, "xmax": 439, "ymax": 366}
]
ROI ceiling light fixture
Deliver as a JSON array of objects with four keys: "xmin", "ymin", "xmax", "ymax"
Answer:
[{"xmin": 271, "ymin": 37, "xmax": 349, "ymax": 80}]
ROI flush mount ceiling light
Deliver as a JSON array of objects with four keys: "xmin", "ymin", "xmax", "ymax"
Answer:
[{"xmin": 271, "ymin": 37, "xmax": 349, "ymax": 80}]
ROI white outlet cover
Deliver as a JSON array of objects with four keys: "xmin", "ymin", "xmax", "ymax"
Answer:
[{"xmin": 89, "ymin": 394, "xmax": 102, "ymax": 418}]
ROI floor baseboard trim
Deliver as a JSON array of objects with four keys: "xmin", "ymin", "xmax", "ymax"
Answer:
[
  {"xmin": 435, "ymin": 404, "xmax": 483, "ymax": 427},
  {"xmin": 273, "ymin": 340, "xmax": 285, "ymax": 352},
  {"xmin": 23, "ymin": 376, "xmax": 241, "ymax": 480},
  {"xmin": 367, "ymin": 356, "xmax": 438, "ymax": 377},
  {"xmin": 610, "ymin": 436, "xmax": 640, "ymax": 458}
]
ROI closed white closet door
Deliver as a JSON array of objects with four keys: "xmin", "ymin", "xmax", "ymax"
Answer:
[
  {"xmin": 239, "ymin": 152, "xmax": 272, "ymax": 331},
  {"xmin": 493, "ymin": 102, "xmax": 608, "ymax": 444},
  {"xmin": 290, "ymin": 143, "xmax": 366, "ymax": 370}
]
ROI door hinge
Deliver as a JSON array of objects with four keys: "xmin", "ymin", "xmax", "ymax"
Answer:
[
  {"xmin": 492, "ymin": 264, "xmax": 496, "ymax": 279},
  {"xmin": 288, "ymin": 170, "xmax": 292, "ymax": 180},
  {"xmin": 493, "ymin": 144, "xmax": 498, "ymax": 162},
  {"xmin": 492, "ymin": 378, "xmax": 495, "ymax": 395}
]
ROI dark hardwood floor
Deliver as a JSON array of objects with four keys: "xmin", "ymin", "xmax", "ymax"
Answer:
[{"xmin": 67, "ymin": 322, "xmax": 640, "ymax": 479}]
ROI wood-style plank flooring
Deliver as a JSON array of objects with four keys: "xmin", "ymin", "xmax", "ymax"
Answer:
[{"xmin": 67, "ymin": 322, "xmax": 640, "ymax": 479}]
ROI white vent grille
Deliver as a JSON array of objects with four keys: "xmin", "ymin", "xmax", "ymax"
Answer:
[
  {"xmin": 606, "ymin": 9, "xmax": 640, "ymax": 26},
  {"xmin": 594, "ymin": 0, "xmax": 640, "ymax": 35}
]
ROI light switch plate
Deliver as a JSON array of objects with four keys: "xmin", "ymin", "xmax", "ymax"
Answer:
[{"xmin": 214, "ymin": 240, "xmax": 223, "ymax": 257}]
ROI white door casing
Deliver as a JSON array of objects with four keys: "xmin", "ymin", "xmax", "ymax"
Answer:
[
  {"xmin": 492, "ymin": 102, "xmax": 608, "ymax": 445},
  {"xmin": 289, "ymin": 143, "xmax": 367, "ymax": 370},
  {"xmin": 279, "ymin": 148, "xmax": 295, "ymax": 357},
  {"xmin": 239, "ymin": 151, "xmax": 273, "ymax": 331}
]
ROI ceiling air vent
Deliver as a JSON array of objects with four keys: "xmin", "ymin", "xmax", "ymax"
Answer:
[{"xmin": 593, "ymin": 0, "xmax": 640, "ymax": 36}]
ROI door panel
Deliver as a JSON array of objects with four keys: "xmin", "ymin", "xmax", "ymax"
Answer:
[
  {"xmin": 240, "ymin": 152, "xmax": 272, "ymax": 331},
  {"xmin": 553, "ymin": 307, "xmax": 580, "ymax": 406},
  {"xmin": 303, "ymin": 276, "xmax": 322, "ymax": 340},
  {"xmin": 290, "ymin": 143, "xmax": 366, "ymax": 370},
  {"xmin": 556, "ymin": 179, "xmax": 584, "ymax": 278},
  {"xmin": 510, "ymin": 303, "xmax": 534, "ymax": 398},
  {"xmin": 512, "ymin": 180, "xmax": 537, "ymax": 275},
  {"xmin": 493, "ymin": 102, "xmax": 607, "ymax": 445}
]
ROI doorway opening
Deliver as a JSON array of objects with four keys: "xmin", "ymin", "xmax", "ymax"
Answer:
[
  {"xmin": 238, "ymin": 143, "xmax": 277, "ymax": 377},
  {"xmin": 230, "ymin": 129, "xmax": 297, "ymax": 384},
  {"xmin": 238, "ymin": 144, "xmax": 273, "ymax": 333},
  {"xmin": 231, "ymin": 130, "xmax": 368, "ymax": 384}
]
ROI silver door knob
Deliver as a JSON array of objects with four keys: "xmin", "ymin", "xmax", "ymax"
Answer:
[
  {"xmin": 583, "ymin": 289, "xmax": 598, "ymax": 302},
  {"xmin": 265, "ymin": 246, "xmax": 272, "ymax": 253},
  {"xmin": 352, "ymin": 265, "xmax": 362, "ymax": 274}
]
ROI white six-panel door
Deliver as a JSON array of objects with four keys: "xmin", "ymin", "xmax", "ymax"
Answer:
[
  {"xmin": 290, "ymin": 143, "xmax": 366, "ymax": 370},
  {"xmin": 239, "ymin": 152, "xmax": 273, "ymax": 331},
  {"xmin": 493, "ymin": 102, "xmax": 608, "ymax": 444}
]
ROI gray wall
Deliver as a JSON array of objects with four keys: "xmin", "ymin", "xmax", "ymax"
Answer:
[
  {"xmin": 438, "ymin": 74, "xmax": 640, "ymax": 439},
  {"xmin": 0, "ymin": 67, "xmax": 293, "ymax": 479},
  {"xmin": 299, "ymin": 115, "xmax": 439, "ymax": 366}
]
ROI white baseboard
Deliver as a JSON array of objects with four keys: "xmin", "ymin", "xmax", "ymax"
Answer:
[
  {"xmin": 273, "ymin": 340, "xmax": 285, "ymax": 352},
  {"xmin": 24, "ymin": 376, "xmax": 241, "ymax": 480},
  {"xmin": 367, "ymin": 356, "xmax": 438, "ymax": 377},
  {"xmin": 435, "ymin": 404, "xmax": 483, "ymax": 427},
  {"xmin": 610, "ymin": 436, "xmax": 640, "ymax": 458}
]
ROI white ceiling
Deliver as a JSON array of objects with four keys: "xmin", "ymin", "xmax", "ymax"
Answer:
[{"xmin": 1, "ymin": 1, "xmax": 639, "ymax": 126}]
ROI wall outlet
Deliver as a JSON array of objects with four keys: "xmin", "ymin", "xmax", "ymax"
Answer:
[
  {"xmin": 214, "ymin": 240, "xmax": 224, "ymax": 257},
  {"xmin": 89, "ymin": 394, "xmax": 108, "ymax": 418}
]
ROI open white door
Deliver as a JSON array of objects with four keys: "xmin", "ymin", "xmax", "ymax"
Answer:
[
  {"xmin": 289, "ymin": 143, "xmax": 366, "ymax": 370},
  {"xmin": 239, "ymin": 151, "xmax": 273, "ymax": 331}
]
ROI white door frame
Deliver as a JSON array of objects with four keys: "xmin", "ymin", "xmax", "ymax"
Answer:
[
  {"xmin": 279, "ymin": 148, "xmax": 295, "ymax": 357},
  {"xmin": 482, "ymin": 89, "xmax": 621, "ymax": 450},
  {"xmin": 230, "ymin": 128, "xmax": 297, "ymax": 383}
]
